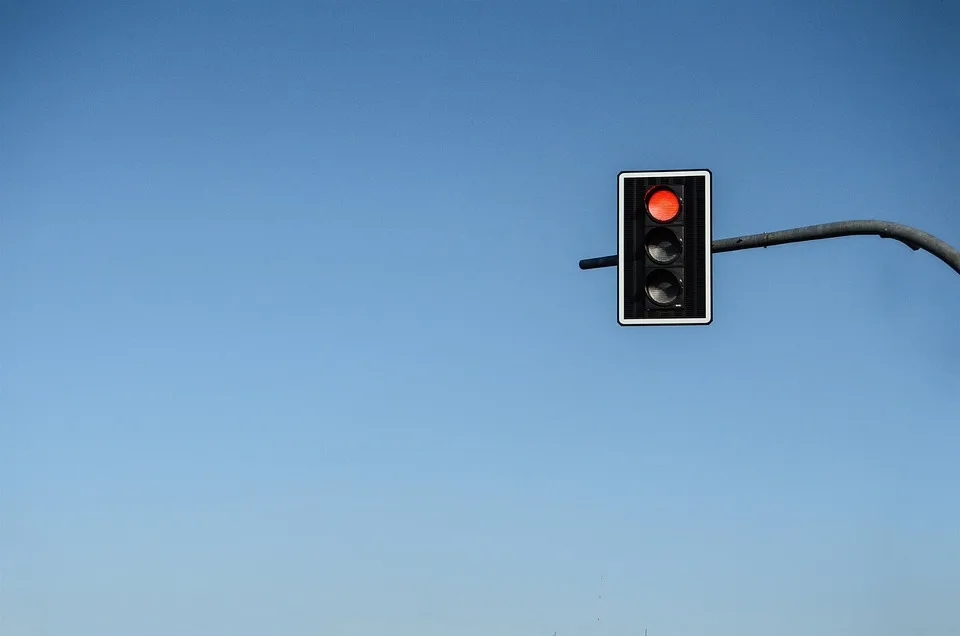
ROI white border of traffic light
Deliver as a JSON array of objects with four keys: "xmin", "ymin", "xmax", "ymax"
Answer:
[{"xmin": 618, "ymin": 169, "xmax": 713, "ymax": 326}]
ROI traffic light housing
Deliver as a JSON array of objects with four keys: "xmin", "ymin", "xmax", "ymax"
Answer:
[{"xmin": 618, "ymin": 169, "xmax": 712, "ymax": 325}]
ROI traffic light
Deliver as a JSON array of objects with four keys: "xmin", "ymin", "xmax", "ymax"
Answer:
[{"xmin": 618, "ymin": 169, "xmax": 712, "ymax": 325}]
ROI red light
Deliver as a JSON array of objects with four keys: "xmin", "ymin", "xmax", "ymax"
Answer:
[{"xmin": 646, "ymin": 187, "xmax": 681, "ymax": 222}]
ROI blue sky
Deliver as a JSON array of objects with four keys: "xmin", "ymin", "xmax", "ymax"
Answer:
[{"xmin": 2, "ymin": 1, "xmax": 959, "ymax": 635}]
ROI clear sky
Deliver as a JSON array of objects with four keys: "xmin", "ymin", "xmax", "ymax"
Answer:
[{"xmin": 2, "ymin": 2, "xmax": 959, "ymax": 635}]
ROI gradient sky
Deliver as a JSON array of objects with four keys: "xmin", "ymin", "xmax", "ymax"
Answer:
[{"xmin": 3, "ymin": 2, "xmax": 959, "ymax": 635}]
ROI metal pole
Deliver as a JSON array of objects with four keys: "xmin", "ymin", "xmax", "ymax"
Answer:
[{"xmin": 578, "ymin": 220, "xmax": 960, "ymax": 276}]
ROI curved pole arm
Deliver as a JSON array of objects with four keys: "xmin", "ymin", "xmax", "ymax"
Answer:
[{"xmin": 578, "ymin": 220, "xmax": 960, "ymax": 276}]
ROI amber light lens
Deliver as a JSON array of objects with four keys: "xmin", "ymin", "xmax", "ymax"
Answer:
[
  {"xmin": 644, "ymin": 227, "xmax": 682, "ymax": 264},
  {"xmin": 646, "ymin": 187, "xmax": 681, "ymax": 223}
]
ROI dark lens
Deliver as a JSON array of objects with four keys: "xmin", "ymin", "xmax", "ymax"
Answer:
[
  {"xmin": 645, "ymin": 269, "xmax": 682, "ymax": 305},
  {"xmin": 644, "ymin": 227, "xmax": 682, "ymax": 265}
]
